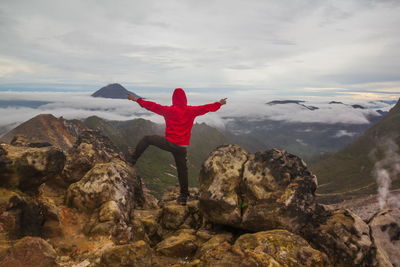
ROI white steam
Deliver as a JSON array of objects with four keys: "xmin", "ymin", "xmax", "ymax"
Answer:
[{"xmin": 371, "ymin": 138, "xmax": 400, "ymax": 210}]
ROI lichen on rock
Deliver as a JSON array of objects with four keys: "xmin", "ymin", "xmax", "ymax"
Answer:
[
  {"xmin": 369, "ymin": 208, "xmax": 400, "ymax": 267},
  {"xmin": 66, "ymin": 159, "xmax": 140, "ymax": 242},
  {"xmin": 99, "ymin": 240, "xmax": 153, "ymax": 267},
  {"xmin": 305, "ymin": 208, "xmax": 372, "ymax": 266},
  {"xmin": 0, "ymin": 236, "xmax": 57, "ymax": 267},
  {"xmin": 0, "ymin": 143, "xmax": 66, "ymax": 191},
  {"xmin": 199, "ymin": 145, "xmax": 319, "ymax": 233},
  {"xmin": 61, "ymin": 130, "xmax": 121, "ymax": 183}
]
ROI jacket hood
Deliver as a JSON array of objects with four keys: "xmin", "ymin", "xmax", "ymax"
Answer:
[{"xmin": 172, "ymin": 88, "xmax": 187, "ymax": 106}]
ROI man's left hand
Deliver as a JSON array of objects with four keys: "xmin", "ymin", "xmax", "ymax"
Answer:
[{"xmin": 219, "ymin": 98, "xmax": 227, "ymax": 105}]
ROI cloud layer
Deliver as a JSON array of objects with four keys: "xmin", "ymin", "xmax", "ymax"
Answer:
[{"xmin": 0, "ymin": 91, "xmax": 394, "ymax": 136}]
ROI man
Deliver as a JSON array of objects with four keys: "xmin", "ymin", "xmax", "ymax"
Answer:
[{"xmin": 127, "ymin": 88, "xmax": 227, "ymax": 205}]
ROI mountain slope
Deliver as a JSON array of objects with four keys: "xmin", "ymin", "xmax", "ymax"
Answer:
[
  {"xmin": 0, "ymin": 114, "xmax": 86, "ymax": 150},
  {"xmin": 312, "ymin": 98, "xmax": 400, "ymax": 195},
  {"xmin": 91, "ymin": 83, "xmax": 140, "ymax": 99}
]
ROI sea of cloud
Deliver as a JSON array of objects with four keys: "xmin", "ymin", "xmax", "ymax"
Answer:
[{"xmin": 0, "ymin": 90, "xmax": 396, "ymax": 136}]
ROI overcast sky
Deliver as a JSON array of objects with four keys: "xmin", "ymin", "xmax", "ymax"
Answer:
[{"xmin": 0, "ymin": 0, "xmax": 399, "ymax": 98}]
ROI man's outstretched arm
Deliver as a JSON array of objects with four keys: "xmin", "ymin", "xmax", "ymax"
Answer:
[
  {"xmin": 192, "ymin": 98, "xmax": 227, "ymax": 116},
  {"xmin": 128, "ymin": 94, "xmax": 168, "ymax": 116}
]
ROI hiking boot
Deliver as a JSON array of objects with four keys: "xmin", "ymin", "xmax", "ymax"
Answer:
[{"xmin": 177, "ymin": 195, "xmax": 187, "ymax": 206}]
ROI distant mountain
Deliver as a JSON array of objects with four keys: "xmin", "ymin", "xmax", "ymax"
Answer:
[
  {"xmin": 0, "ymin": 114, "xmax": 86, "ymax": 150},
  {"xmin": 329, "ymin": 101, "xmax": 365, "ymax": 109},
  {"xmin": 266, "ymin": 100, "xmax": 319, "ymax": 110},
  {"xmin": 91, "ymin": 83, "xmax": 141, "ymax": 99},
  {"xmin": 312, "ymin": 98, "xmax": 400, "ymax": 195},
  {"xmin": 266, "ymin": 100, "xmax": 305, "ymax": 105},
  {"xmin": 351, "ymin": 104, "xmax": 365, "ymax": 109}
]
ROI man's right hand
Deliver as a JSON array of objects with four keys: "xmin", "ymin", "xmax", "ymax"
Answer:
[
  {"xmin": 219, "ymin": 98, "xmax": 227, "ymax": 105},
  {"xmin": 128, "ymin": 94, "xmax": 138, "ymax": 102}
]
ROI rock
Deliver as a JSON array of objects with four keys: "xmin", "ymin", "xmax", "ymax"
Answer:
[
  {"xmin": 0, "ymin": 143, "xmax": 66, "ymax": 191},
  {"xmin": 130, "ymin": 219, "xmax": 151, "ymax": 245},
  {"xmin": 0, "ymin": 190, "xmax": 47, "ymax": 239},
  {"xmin": 0, "ymin": 114, "xmax": 86, "ymax": 151},
  {"xmin": 307, "ymin": 208, "xmax": 372, "ymax": 266},
  {"xmin": 66, "ymin": 159, "xmax": 136, "ymax": 214},
  {"xmin": 61, "ymin": 130, "xmax": 121, "ymax": 183},
  {"xmin": 141, "ymin": 184, "xmax": 159, "ymax": 209},
  {"xmin": 0, "ymin": 236, "xmax": 58, "ymax": 267},
  {"xmin": 232, "ymin": 230, "xmax": 329, "ymax": 267},
  {"xmin": 160, "ymin": 204, "xmax": 188, "ymax": 230},
  {"xmin": 155, "ymin": 229, "xmax": 198, "ymax": 257},
  {"xmin": 156, "ymin": 188, "xmax": 206, "ymax": 234},
  {"xmin": 99, "ymin": 240, "xmax": 153, "ymax": 267},
  {"xmin": 0, "ymin": 188, "xmax": 24, "ymax": 240},
  {"xmin": 369, "ymin": 209, "xmax": 400, "ymax": 267},
  {"xmin": 159, "ymin": 186, "xmax": 199, "ymax": 207},
  {"xmin": 66, "ymin": 159, "xmax": 140, "ymax": 241},
  {"xmin": 199, "ymin": 145, "xmax": 247, "ymax": 226},
  {"xmin": 98, "ymin": 200, "xmax": 121, "ymax": 222},
  {"xmin": 192, "ymin": 240, "xmax": 242, "ymax": 267},
  {"xmin": 240, "ymin": 150, "xmax": 319, "ymax": 232},
  {"xmin": 199, "ymin": 145, "xmax": 319, "ymax": 233},
  {"xmin": 135, "ymin": 209, "xmax": 163, "ymax": 246},
  {"xmin": 10, "ymin": 135, "xmax": 52, "ymax": 148},
  {"xmin": 192, "ymin": 229, "xmax": 329, "ymax": 267},
  {"xmin": 195, "ymin": 232, "xmax": 233, "ymax": 258},
  {"xmin": 159, "ymin": 200, "xmax": 205, "ymax": 233},
  {"xmin": 37, "ymin": 183, "xmax": 65, "ymax": 238}
]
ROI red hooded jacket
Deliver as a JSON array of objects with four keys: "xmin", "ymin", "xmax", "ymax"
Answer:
[{"xmin": 137, "ymin": 88, "xmax": 222, "ymax": 146}]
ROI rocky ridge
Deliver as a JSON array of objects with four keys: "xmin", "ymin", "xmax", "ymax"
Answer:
[{"xmin": 0, "ymin": 132, "xmax": 399, "ymax": 266}]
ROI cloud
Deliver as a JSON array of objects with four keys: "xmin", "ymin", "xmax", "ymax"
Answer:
[
  {"xmin": 334, "ymin": 130, "xmax": 357, "ymax": 138},
  {"xmin": 0, "ymin": 90, "xmax": 394, "ymax": 135},
  {"xmin": 0, "ymin": 0, "xmax": 399, "ymax": 93}
]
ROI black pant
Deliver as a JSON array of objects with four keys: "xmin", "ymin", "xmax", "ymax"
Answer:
[{"xmin": 132, "ymin": 135, "xmax": 188, "ymax": 198}]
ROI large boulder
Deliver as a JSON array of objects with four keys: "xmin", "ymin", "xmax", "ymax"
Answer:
[
  {"xmin": 199, "ymin": 145, "xmax": 374, "ymax": 265},
  {"xmin": 232, "ymin": 230, "xmax": 329, "ymax": 267},
  {"xmin": 155, "ymin": 229, "xmax": 199, "ymax": 257},
  {"xmin": 66, "ymin": 159, "xmax": 137, "ymax": 214},
  {"xmin": 194, "ymin": 232, "xmax": 233, "ymax": 259},
  {"xmin": 99, "ymin": 240, "xmax": 153, "ymax": 267},
  {"xmin": 159, "ymin": 201, "xmax": 204, "ymax": 231},
  {"xmin": 158, "ymin": 186, "xmax": 199, "ymax": 207},
  {"xmin": 199, "ymin": 145, "xmax": 319, "ymax": 233},
  {"xmin": 61, "ymin": 130, "xmax": 121, "ymax": 183},
  {"xmin": 306, "ymin": 208, "xmax": 372, "ymax": 266},
  {"xmin": 66, "ymin": 159, "xmax": 140, "ymax": 240},
  {"xmin": 0, "ymin": 143, "xmax": 65, "ymax": 191},
  {"xmin": 192, "ymin": 229, "xmax": 329, "ymax": 267},
  {"xmin": 134, "ymin": 209, "xmax": 163, "ymax": 246},
  {"xmin": 0, "ymin": 188, "xmax": 53, "ymax": 240},
  {"xmin": 369, "ymin": 209, "xmax": 400, "ymax": 267},
  {"xmin": 0, "ymin": 236, "xmax": 58, "ymax": 267},
  {"xmin": 199, "ymin": 145, "xmax": 248, "ymax": 226}
]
